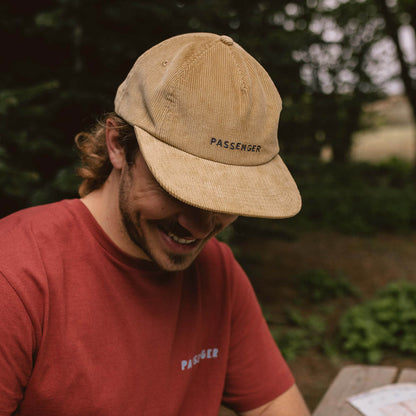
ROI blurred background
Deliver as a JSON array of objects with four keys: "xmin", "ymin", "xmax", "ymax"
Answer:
[{"xmin": 1, "ymin": 0, "xmax": 416, "ymax": 410}]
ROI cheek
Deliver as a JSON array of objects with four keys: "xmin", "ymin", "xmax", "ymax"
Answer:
[
  {"xmin": 134, "ymin": 193, "xmax": 181, "ymax": 220},
  {"xmin": 121, "ymin": 180, "xmax": 174, "ymax": 220}
]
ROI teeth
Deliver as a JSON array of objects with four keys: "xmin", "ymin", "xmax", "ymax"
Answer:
[{"xmin": 168, "ymin": 232, "xmax": 196, "ymax": 245}]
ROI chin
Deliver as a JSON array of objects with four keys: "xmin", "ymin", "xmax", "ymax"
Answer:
[{"xmin": 153, "ymin": 252, "xmax": 198, "ymax": 272}]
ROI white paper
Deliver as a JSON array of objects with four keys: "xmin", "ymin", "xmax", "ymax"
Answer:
[{"xmin": 347, "ymin": 383, "xmax": 416, "ymax": 416}]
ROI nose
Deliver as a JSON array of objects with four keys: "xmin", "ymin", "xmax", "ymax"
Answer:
[
  {"xmin": 177, "ymin": 204, "xmax": 238, "ymax": 240},
  {"xmin": 177, "ymin": 205, "xmax": 216, "ymax": 240}
]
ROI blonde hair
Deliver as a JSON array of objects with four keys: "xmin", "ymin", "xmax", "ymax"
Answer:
[{"xmin": 75, "ymin": 112, "xmax": 137, "ymax": 197}]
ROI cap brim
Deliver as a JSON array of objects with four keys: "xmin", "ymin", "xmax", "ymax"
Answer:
[{"xmin": 134, "ymin": 126, "xmax": 301, "ymax": 219}]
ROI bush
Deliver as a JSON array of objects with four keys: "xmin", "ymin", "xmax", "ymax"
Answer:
[
  {"xmin": 282, "ymin": 156, "xmax": 416, "ymax": 235},
  {"xmin": 339, "ymin": 281, "xmax": 416, "ymax": 363},
  {"xmin": 266, "ymin": 268, "xmax": 360, "ymax": 361},
  {"xmin": 295, "ymin": 269, "xmax": 360, "ymax": 302},
  {"xmin": 271, "ymin": 309, "xmax": 327, "ymax": 362}
]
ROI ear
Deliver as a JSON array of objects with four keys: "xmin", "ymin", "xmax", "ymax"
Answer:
[{"xmin": 106, "ymin": 118, "xmax": 125, "ymax": 170}]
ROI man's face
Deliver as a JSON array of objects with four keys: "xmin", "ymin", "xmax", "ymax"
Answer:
[{"xmin": 117, "ymin": 153, "xmax": 237, "ymax": 272}]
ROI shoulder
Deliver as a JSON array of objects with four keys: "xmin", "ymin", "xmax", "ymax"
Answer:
[
  {"xmin": 0, "ymin": 200, "xmax": 83, "ymax": 274},
  {"xmin": 0, "ymin": 199, "xmax": 81, "ymax": 241},
  {"xmin": 0, "ymin": 200, "xmax": 85, "ymax": 326},
  {"xmin": 0, "ymin": 199, "xmax": 78, "ymax": 228}
]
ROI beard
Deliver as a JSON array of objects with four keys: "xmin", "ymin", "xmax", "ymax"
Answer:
[
  {"xmin": 119, "ymin": 207, "xmax": 187, "ymax": 269},
  {"xmin": 116, "ymin": 162, "xmax": 225, "ymax": 272},
  {"xmin": 118, "ymin": 170, "xmax": 196, "ymax": 271}
]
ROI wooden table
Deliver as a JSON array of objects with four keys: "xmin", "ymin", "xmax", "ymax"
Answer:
[{"xmin": 313, "ymin": 365, "xmax": 416, "ymax": 416}]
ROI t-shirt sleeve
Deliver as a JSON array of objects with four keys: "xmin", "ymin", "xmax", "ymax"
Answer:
[
  {"xmin": 220, "ymin": 244, "xmax": 294, "ymax": 412},
  {"xmin": 0, "ymin": 273, "xmax": 35, "ymax": 415}
]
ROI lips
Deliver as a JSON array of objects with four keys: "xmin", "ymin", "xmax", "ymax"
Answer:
[
  {"xmin": 156, "ymin": 220, "xmax": 199, "ymax": 248},
  {"xmin": 167, "ymin": 232, "xmax": 197, "ymax": 245}
]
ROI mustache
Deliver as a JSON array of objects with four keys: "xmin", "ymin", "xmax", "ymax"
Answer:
[
  {"xmin": 155, "ymin": 219, "xmax": 194, "ymax": 238},
  {"xmin": 152, "ymin": 219, "xmax": 222, "ymax": 240}
]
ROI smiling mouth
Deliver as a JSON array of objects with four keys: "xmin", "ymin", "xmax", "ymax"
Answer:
[{"xmin": 167, "ymin": 232, "xmax": 197, "ymax": 245}]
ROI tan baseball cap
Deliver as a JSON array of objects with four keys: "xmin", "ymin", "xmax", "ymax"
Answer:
[{"xmin": 115, "ymin": 32, "xmax": 301, "ymax": 218}]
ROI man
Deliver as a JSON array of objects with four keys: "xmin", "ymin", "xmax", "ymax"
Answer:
[{"xmin": 0, "ymin": 33, "xmax": 310, "ymax": 415}]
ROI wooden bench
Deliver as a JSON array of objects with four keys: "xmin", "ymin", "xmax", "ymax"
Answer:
[
  {"xmin": 219, "ymin": 364, "xmax": 416, "ymax": 415},
  {"xmin": 313, "ymin": 365, "xmax": 416, "ymax": 416}
]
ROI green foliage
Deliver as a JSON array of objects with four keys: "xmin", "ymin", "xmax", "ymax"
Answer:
[
  {"xmin": 236, "ymin": 157, "xmax": 416, "ymax": 238},
  {"xmin": 1, "ymin": 0, "xmax": 397, "ymax": 218},
  {"xmin": 271, "ymin": 309, "xmax": 327, "ymax": 362},
  {"xmin": 269, "ymin": 274, "xmax": 416, "ymax": 364},
  {"xmin": 339, "ymin": 281, "xmax": 416, "ymax": 363},
  {"xmin": 296, "ymin": 269, "xmax": 361, "ymax": 302},
  {"xmin": 1, "ymin": 0, "xmax": 316, "ymax": 217},
  {"xmin": 1, "ymin": 0, "xmax": 414, "ymax": 221},
  {"xmin": 285, "ymin": 156, "xmax": 416, "ymax": 235},
  {"xmin": 266, "ymin": 268, "xmax": 360, "ymax": 361}
]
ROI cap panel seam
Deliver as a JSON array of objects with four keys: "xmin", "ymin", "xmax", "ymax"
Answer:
[
  {"xmin": 114, "ymin": 32, "xmax": 302, "ymax": 218},
  {"xmin": 229, "ymin": 47, "xmax": 248, "ymax": 92},
  {"xmin": 156, "ymin": 37, "xmax": 223, "ymax": 141},
  {"xmin": 116, "ymin": 36, "xmax": 183, "ymax": 116},
  {"xmin": 170, "ymin": 37, "xmax": 223, "ymax": 84}
]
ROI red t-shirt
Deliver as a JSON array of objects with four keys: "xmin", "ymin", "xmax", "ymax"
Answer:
[{"xmin": 0, "ymin": 200, "xmax": 294, "ymax": 415}]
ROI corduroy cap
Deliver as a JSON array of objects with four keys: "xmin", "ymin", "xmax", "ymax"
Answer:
[{"xmin": 115, "ymin": 32, "xmax": 301, "ymax": 218}]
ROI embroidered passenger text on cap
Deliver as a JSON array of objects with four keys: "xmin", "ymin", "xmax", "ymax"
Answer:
[{"xmin": 115, "ymin": 32, "xmax": 301, "ymax": 218}]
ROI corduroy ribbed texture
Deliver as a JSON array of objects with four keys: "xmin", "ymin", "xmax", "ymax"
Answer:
[{"xmin": 115, "ymin": 33, "xmax": 301, "ymax": 218}]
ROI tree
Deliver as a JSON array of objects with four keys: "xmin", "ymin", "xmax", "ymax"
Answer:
[
  {"xmin": 371, "ymin": 0, "xmax": 416, "ymax": 189},
  {"xmin": 1, "ymin": 0, "xmax": 317, "ymax": 216},
  {"xmin": 4, "ymin": 0, "xmax": 410, "ymax": 216},
  {"xmin": 374, "ymin": 0, "xmax": 416, "ymax": 120},
  {"xmin": 291, "ymin": 0, "xmax": 389, "ymax": 162}
]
